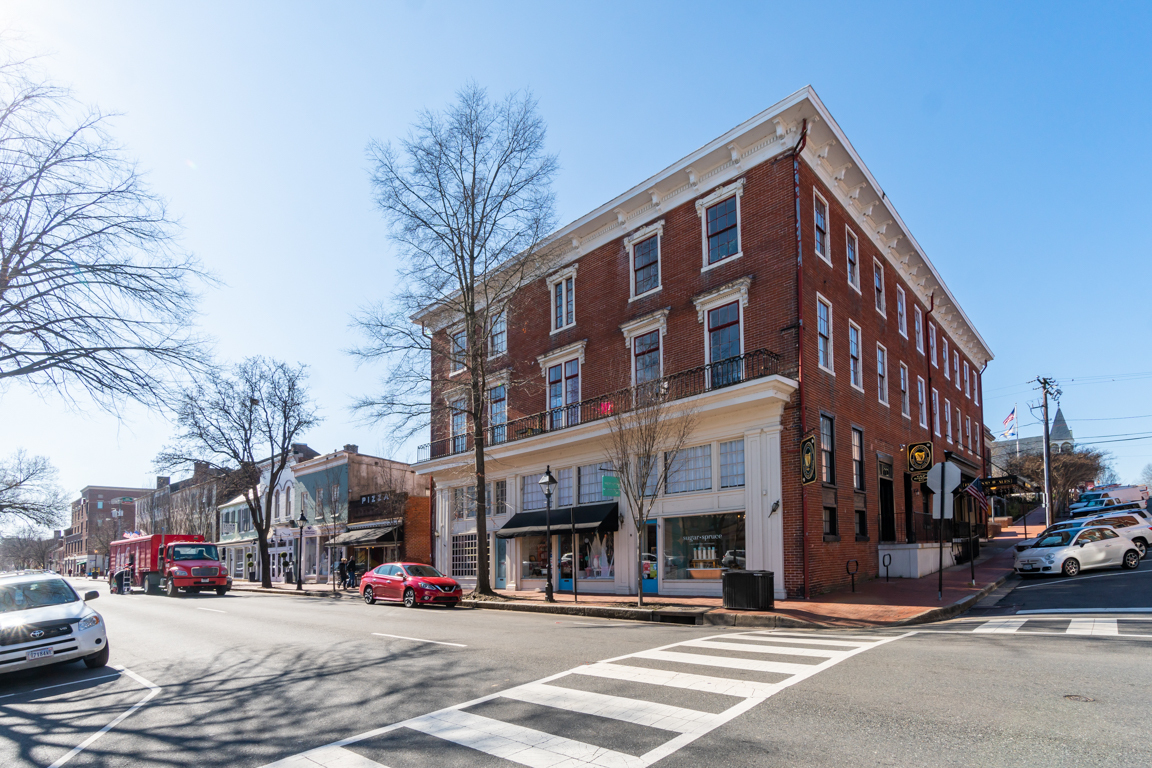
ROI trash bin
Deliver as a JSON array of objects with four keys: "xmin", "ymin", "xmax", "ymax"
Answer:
[{"xmin": 722, "ymin": 570, "xmax": 774, "ymax": 611}]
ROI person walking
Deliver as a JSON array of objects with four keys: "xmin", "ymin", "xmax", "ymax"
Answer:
[
  {"xmin": 346, "ymin": 558, "xmax": 357, "ymax": 590},
  {"xmin": 337, "ymin": 557, "xmax": 347, "ymax": 589}
]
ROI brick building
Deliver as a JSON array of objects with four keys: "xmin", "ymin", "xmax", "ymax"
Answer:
[
  {"xmin": 63, "ymin": 485, "xmax": 151, "ymax": 576},
  {"xmin": 414, "ymin": 87, "xmax": 992, "ymax": 599}
]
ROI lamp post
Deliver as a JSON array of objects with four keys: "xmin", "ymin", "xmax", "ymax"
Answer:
[
  {"xmin": 294, "ymin": 509, "xmax": 307, "ymax": 591},
  {"xmin": 538, "ymin": 467, "xmax": 558, "ymax": 603}
]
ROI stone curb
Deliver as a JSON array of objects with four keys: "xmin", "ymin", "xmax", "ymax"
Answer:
[{"xmin": 890, "ymin": 571, "xmax": 1013, "ymax": 627}]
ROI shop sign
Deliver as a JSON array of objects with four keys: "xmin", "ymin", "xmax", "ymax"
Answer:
[
  {"xmin": 601, "ymin": 475, "xmax": 620, "ymax": 497},
  {"xmin": 801, "ymin": 436, "xmax": 817, "ymax": 485},
  {"xmin": 983, "ymin": 475, "xmax": 1022, "ymax": 495},
  {"xmin": 911, "ymin": 472, "xmax": 928, "ymax": 484},
  {"xmin": 907, "ymin": 441, "xmax": 933, "ymax": 473}
]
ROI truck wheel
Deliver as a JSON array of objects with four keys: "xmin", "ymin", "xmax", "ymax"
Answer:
[
  {"xmin": 84, "ymin": 642, "xmax": 110, "ymax": 669},
  {"xmin": 165, "ymin": 579, "xmax": 180, "ymax": 597},
  {"xmin": 215, "ymin": 587, "xmax": 227, "ymax": 596}
]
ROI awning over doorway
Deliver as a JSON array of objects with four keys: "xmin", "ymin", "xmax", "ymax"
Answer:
[
  {"xmin": 496, "ymin": 502, "xmax": 619, "ymax": 539},
  {"xmin": 330, "ymin": 523, "xmax": 401, "ymax": 547}
]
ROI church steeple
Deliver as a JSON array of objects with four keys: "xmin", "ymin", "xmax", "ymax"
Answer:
[{"xmin": 1049, "ymin": 408, "xmax": 1073, "ymax": 442}]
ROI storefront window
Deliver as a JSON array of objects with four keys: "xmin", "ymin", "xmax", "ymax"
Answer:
[
  {"xmin": 558, "ymin": 531, "xmax": 614, "ymax": 581},
  {"xmin": 520, "ymin": 534, "xmax": 549, "ymax": 579},
  {"xmin": 663, "ymin": 512, "xmax": 746, "ymax": 580}
]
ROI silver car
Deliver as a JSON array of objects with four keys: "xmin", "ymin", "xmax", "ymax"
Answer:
[
  {"xmin": 1014, "ymin": 526, "xmax": 1141, "ymax": 577},
  {"xmin": 0, "ymin": 572, "xmax": 110, "ymax": 674}
]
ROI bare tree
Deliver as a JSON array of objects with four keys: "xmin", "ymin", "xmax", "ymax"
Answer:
[
  {"xmin": 350, "ymin": 83, "xmax": 558, "ymax": 595},
  {"xmin": 1002, "ymin": 446, "xmax": 1112, "ymax": 518},
  {"xmin": 0, "ymin": 55, "xmax": 212, "ymax": 410},
  {"xmin": 0, "ymin": 449, "xmax": 67, "ymax": 529},
  {"xmin": 0, "ymin": 525, "xmax": 59, "ymax": 570},
  {"xmin": 1139, "ymin": 463, "xmax": 1152, "ymax": 488},
  {"xmin": 157, "ymin": 357, "xmax": 320, "ymax": 588},
  {"xmin": 601, "ymin": 378, "xmax": 697, "ymax": 607}
]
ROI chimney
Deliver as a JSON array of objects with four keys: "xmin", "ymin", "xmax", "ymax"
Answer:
[
  {"xmin": 343, "ymin": 444, "xmax": 359, "ymax": 454},
  {"xmin": 156, "ymin": 476, "xmax": 170, "ymax": 489}
]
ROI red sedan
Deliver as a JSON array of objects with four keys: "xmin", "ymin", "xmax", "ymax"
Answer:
[{"xmin": 359, "ymin": 562, "xmax": 462, "ymax": 608}]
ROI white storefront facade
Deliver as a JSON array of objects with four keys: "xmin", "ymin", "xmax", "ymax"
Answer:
[{"xmin": 419, "ymin": 375, "xmax": 796, "ymax": 600}]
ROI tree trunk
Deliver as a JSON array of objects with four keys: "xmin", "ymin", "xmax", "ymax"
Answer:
[
  {"xmin": 258, "ymin": 528, "xmax": 272, "ymax": 588},
  {"xmin": 636, "ymin": 519, "xmax": 644, "ymax": 608},
  {"xmin": 471, "ymin": 365, "xmax": 494, "ymax": 596}
]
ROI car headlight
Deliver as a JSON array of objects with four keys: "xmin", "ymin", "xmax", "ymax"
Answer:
[
  {"xmin": 1044, "ymin": 554, "xmax": 1056, "ymax": 563},
  {"xmin": 172, "ymin": 568, "xmax": 187, "ymax": 576},
  {"xmin": 78, "ymin": 615, "xmax": 101, "ymax": 631}
]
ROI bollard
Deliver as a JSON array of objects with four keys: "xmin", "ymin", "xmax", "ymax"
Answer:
[
  {"xmin": 882, "ymin": 553, "xmax": 892, "ymax": 583},
  {"xmin": 846, "ymin": 559, "xmax": 859, "ymax": 593}
]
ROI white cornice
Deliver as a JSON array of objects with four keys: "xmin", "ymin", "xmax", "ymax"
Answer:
[
  {"xmin": 623, "ymin": 219, "xmax": 665, "ymax": 249},
  {"xmin": 620, "ymin": 308, "xmax": 670, "ymax": 348},
  {"xmin": 536, "ymin": 339, "xmax": 587, "ymax": 377},
  {"xmin": 692, "ymin": 277, "xmax": 752, "ymax": 322}
]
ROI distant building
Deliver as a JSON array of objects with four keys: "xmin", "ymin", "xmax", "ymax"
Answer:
[
  {"xmin": 991, "ymin": 407, "xmax": 1074, "ymax": 466},
  {"xmin": 63, "ymin": 485, "xmax": 151, "ymax": 576}
]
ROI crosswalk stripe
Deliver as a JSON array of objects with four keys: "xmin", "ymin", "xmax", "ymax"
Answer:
[
  {"xmin": 632, "ymin": 649, "xmax": 814, "ymax": 675},
  {"xmin": 973, "ymin": 618, "xmax": 1027, "ymax": 633},
  {"xmin": 732, "ymin": 634, "xmax": 871, "ymax": 648},
  {"xmin": 682, "ymin": 639, "xmax": 843, "ymax": 659},
  {"xmin": 747, "ymin": 632, "xmax": 875, "ymax": 643},
  {"xmin": 260, "ymin": 744, "xmax": 390, "ymax": 768},
  {"xmin": 404, "ymin": 707, "xmax": 645, "ymax": 768},
  {"xmin": 1066, "ymin": 618, "xmax": 1119, "ymax": 636},
  {"xmin": 570, "ymin": 662, "xmax": 784, "ymax": 698},
  {"xmin": 502, "ymin": 682, "xmax": 718, "ymax": 735}
]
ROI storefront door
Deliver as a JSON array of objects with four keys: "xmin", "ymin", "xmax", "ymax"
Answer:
[
  {"xmin": 495, "ymin": 537, "xmax": 507, "ymax": 589},
  {"xmin": 879, "ymin": 461, "xmax": 896, "ymax": 543},
  {"xmin": 642, "ymin": 521, "xmax": 659, "ymax": 594},
  {"xmin": 558, "ymin": 533, "xmax": 574, "ymax": 592}
]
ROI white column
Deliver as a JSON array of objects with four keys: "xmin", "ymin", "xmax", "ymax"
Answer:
[
  {"xmin": 764, "ymin": 422, "xmax": 786, "ymax": 600},
  {"xmin": 744, "ymin": 427, "xmax": 767, "ymax": 572}
]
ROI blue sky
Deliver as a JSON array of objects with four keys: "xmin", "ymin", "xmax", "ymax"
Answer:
[{"xmin": 3, "ymin": 1, "xmax": 1151, "ymax": 497}]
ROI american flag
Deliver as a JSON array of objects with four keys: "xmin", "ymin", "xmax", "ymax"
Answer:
[
  {"xmin": 1002, "ymin": 407, "xmax": 1016, "ymax": 427},
  {"xmin": 964, "ymin": 478, "xmax": 989, "ymax": 512}
]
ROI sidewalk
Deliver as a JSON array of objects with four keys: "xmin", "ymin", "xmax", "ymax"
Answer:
[
  {"xmin": 229, "ymin": 580, "xmax": 352, "ymax": 597},
  {"xmin": 466, "ymin": 514, "xmax": 1043, "ymax": 628}
]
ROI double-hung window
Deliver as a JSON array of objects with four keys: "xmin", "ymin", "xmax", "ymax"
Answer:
[
  {"xmin": 896, "ymin": 286, "xmax": 907, "ymax": 337},
  {"xmin": 666, "ymin": 444, "xmax": 712, "ymax": 494},
  {"xmin": 899, "ymin": 363, "xmax": 910, "ymax": 417},
  {"xmin": 942, "ymin": 338, "xmax": 950, "ymax": 380},
  {"xmin": 817, "ymin": 295, "xmax": 833, "ymax": 372},
  {"xmin": 932, "ymin": 389, "xmax": 941, "ymax": 435},
  {"xmin": 956, "ymin": 407, "xmax": 963, "ymax": 448},
  {"xmin": 966, "ymin": 416, "xmax": 972, "ymax": 452},
  {"xmin": 848, "ymin": 322, "xmax": 862, "ymax": 390},
  {"xmin": 634, "ymin": 330, "xmax": 661, "ymax": 385},
  {"xmin": 876, "ymin": 344, "xmax": 888, "ymax": 405},
  {"xmin": 633, "ymin": 235, "xmax": 660, "ymax": 296},
  {"xmin": 706, "ymin": 197, "xmax": 739, "ymax": 265},
  {"xmin": 914, "ymin": 306, "xmax": 924, "ymax": 353},
  {"xmin": 720, "ymin": 439, "xmax": 745, "ymax": 488},
  {"xmin": 488, "ymin": 385, "xmax": 506, "ymax": 445},
  {"xmin": 873, "ymin": 260, "xmax": 885, "ymax": 315},
  {"xmin": 551, "ymin": 272, "xmax": 575, "ymax": 331},
  {"xmin": 852, "ymin": 428, "xmax": 865, "ymax": 491},
  {"xmin": 820, "ymin": 414, "xmax": 835, "ymax": 484},
  {"xmin": 708, "ymin": 302, "xmax": 741, "ymax": 388},
  {"xmin": 489, "ymin": 312, "xmax": 507, "ymax": 357},
  {"xmin": 963, "ymin": 361, "xmax": 971, "ymax": 398},
  {"xmin": 974, "ymin": 372, "xmax": 981, "ymax": 406},
  {"xmin": 450, "ymin": 398, "xmax": 467, "ymax": 453},
  {"xmin": 450, "ymin": 330, "xmax": 467, "ymax": 373},
  {"xmin": 846, "ymin": 229, "xmax": 859, "ymax": 288},
  {"xmin": 814, "ymin": 193, "xmax": 829, "ymax": 263},
  {"xmin": 917, "ymin": 376, "xmax": 927, "ymax": 428},
  {"xmin": 953, "ymin": 352, "xmax": 961, "ymax": 389},
  {"xmin": 548, "ymin": 360, "xmax": 580, "ymax": 429},
  {"xmin": 929, "ymin": 323, "xmax": 937, "ymax": 367},
  {"xmin": 945, "ymin": 399, "xmax": 953, "ymax": 442}
]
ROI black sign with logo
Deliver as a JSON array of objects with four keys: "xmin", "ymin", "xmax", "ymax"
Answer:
[
  {"xmin": 907, "ymin": 441, "xmax": 933, "ymax": 473},
  {"xmin": 801, "ymin": 435, "xmax": 817, "ymax": 485},
  {"xmin": 983, "ymin": 475, "xmax": 1023, "ymax": 495}
]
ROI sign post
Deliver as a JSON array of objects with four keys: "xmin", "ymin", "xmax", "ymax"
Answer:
[{"xmin": 926, "ymin": 461, "xmax": 962, "ymax": 600}]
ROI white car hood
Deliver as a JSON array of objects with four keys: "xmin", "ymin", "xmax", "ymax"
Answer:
[{"xmin": 0, "ymin": 600, "xmax": 92, "ymax": 628}]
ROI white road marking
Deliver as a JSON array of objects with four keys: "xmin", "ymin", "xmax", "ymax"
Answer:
[
  {"xmin": 737, "ymin": 633, "xmax": 870, "ymax": 648},
  {"xmin": 0, "ymin": 673, "xmax": 121, "ymax": 700},
  {"xmin": 1015, "ymin": 570, "xmax": 1152, "ymax": 589},
  {"xmin": 46, "ymin": 665, "xmax": 160, "ymax": 768},
  {"xmin": 261, "ymin": 631, "xmax": 911, "ymax": 768},
  {"xmin": 1066, "ymin": 618, "xmax": 1119, "ymax": 636},
  {"xmin": 194, "ymin": 607, "xmax": 226, "ymax": 613},
  {"xmin": 371, "ymin": 632, "xmax": 466, "ymax": 647},
  {"xmin": 682, "ymin": 639, "xmax": 844, "ymax": 658},
  {"xmin": 1016, "ymin": 607, "xmax": 1152, "ymax": 613},
  {"xmin": 973, "ymin": 618, "xmax": 1028, "ymax": 633}
]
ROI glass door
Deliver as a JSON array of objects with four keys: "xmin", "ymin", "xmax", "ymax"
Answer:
[
  {"xmin": 642, "ymin": 521, "xmax": 659, "ymax": 594},
  {"xmin": 495, "ymin": 537, "xmax": 507, "ymax": 589},
  {"xmin": 558, "ymin": 533, "xmax": 574, "ymax": 592}
]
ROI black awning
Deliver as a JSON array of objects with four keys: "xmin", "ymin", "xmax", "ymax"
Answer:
[
  {"xmin": 330, "ymin": 523, "xmax": 401, "ymax": 546},
  {"xmin": 496, "ymin": 502, "xmax": 619, "ymax": 539}
]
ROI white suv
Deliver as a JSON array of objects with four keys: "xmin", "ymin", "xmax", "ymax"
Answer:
[{"xmin": 0, "ymin": 572, "xmax": 109, "ymax": 674}]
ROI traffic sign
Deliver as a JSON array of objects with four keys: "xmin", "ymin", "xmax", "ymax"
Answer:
[{"xmin": 926, "ymin": 461, "xmax": 962, "ymax": 519}]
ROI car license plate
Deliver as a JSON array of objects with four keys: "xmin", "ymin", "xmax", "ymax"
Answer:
[
  {"xmin": 27, "ymin": 648, "xmax": 53, "ymax": 660},
  {"xmin": 1021, "ymin": 564, "xmax": 1035, "ymax": 570},
  {"xmin": 200, "ymin": 578, "xmax": 210, "ymax": 583}
]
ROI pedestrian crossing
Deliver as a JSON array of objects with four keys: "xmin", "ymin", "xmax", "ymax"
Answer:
[
  {"xmin": 260, "ymin": 630, "xmax": 908, "ymax": 768},
  {"xmin": 965, "ymin": 617, "xmax": 1141, "ymax": 636}
]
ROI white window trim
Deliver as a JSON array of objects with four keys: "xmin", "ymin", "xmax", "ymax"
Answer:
[
  {"xmin": 695, "ymin": 178, "xmax": 745, "ymax": 273},
  {"xmin": 620, "ymin": 308, "xmax": 669, "ymax": 385},
  {"xmin": 966, "ymin": 416, "xmax": 972, "ymax": 453},
  {"xmin": 945, "ymin": 398, "xmax": 953, "ymax": 443},
  {"xmin": 942, "ymin": 338, "xmax": 950, "ymax": 380},
  {"xmin": 448, "ymin": 325, "xmax": 467, "ymax": 377},
  {"xmin": 813, "ymin": 189, "xmax": 831, "ymax": 266},
  {"xmin": 625, "ymin": 219, "xmax": 664, "ymax": 301},
  {"xmin": 899, "ymin": 362, "xmax": 910, "ymax": 418},
  {"xmin": 872, "ymin": 258, "xmax": 886, "ymax": 317},
  {"xmin": 816, "ymin": 292, "xmax": 835, "ymax": 375},
  {"xmin": 956, "ymin": 407, "xmax": 963, "ymax": 448},
  {"xmin": 896, "ymin": 286, "xmax": 908, "ymax": 338},
  {"xmin": 876, "ymin": 343, "xmax": 889, "ymax": 407},
  {"xmin": 974, "ymin": 371, "xmax": 981, "ymax": 406},
  {"xmin": 953, "ymin": 351, "xmax": 961, "ymax": 390},
  {"xmin": 536, "ymin": 339, "xmax": 587, "ymax": 378},
  {"xmin": 699, "ymin": 292, "xmax": 746, "ymax": 366},
  {"xmin": 845, "ymin": 226, "xmax": 860, "ymax": 292},
  {"xmin": 487, "ymin": 309, "xmax": 508, "ymax": 360},
  {"xmin": 547, "ymin": 264, "xmax": 578, "ymax": 335},
  {"xmin": 932, "ymin": 388, "xmax": 941, "ymax": 436},
  {"xmin": 917, "ymin": 376, "xmax": 928, "ymax": 428},
  {"xmin": 963, "ymin": 361, "xmax": 971, "ymax": 399},
  {"xmin": 914, "ymin": 306, "xmax": 924, "ymax": 354},
  {"xmin": 848, "ymin": 320, "xmax": 864, "ymax": 393},
  {"xmin": 929, "ymin": 322, "xmax": 938, "ymax": 367}
]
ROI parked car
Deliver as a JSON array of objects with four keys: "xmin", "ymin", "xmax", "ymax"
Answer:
[
  {"xmin": 1014, "ymin": 526, "xmax": 1141, "ymax": 577},
  {"xmin": 0, "ymin": 571, "xmax": 109, "ymax": 674},
  {"xmin": 1015, "ymin": 520, "xmax": 1089, "ymax": 553},
  {"xmin": 359, "ymin": 562, "xmax": 462, "ymax": 608},
  {"xmin": 1070, "ymin": 499, "xmax": 1147, "ymax": 519},
  {"xmin": 1082, "ymin": 513, "xmax": 1152, "ymax": 557}
]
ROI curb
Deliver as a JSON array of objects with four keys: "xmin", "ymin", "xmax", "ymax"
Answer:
[
  {"xmin": 459, "ymin": 599, "xmax": 705, "ymax": 624},
  {"xmin": 229, "ymin": 586, "xmax": 348, "ymax": 598},
  {"xmin": 891, "ymin": 571, "xmax": 1013, "ymax": 626}
]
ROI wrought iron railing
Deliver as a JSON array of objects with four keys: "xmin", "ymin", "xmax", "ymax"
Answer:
[{"xmin": 416, "ymin": 348, "xmax": 782, "ymax": 463}]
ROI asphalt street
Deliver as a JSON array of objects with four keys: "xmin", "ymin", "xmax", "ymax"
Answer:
[{"xmin": 0, "ymin": 574, "xmax": 1150, "ymax": 768}]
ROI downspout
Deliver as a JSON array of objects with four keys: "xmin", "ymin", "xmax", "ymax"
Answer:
[{"xmin": 792, "ymin": 119, "xmax": 809, "ymax": 599}]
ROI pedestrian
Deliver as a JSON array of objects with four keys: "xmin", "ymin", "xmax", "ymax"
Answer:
[
  {"xmin": 337, "ymin": 558, "xmax": 347, "ymax": 589},
  {"xmin": 346, "ymin": 559, "xmax": 357, "ymax": 589}
]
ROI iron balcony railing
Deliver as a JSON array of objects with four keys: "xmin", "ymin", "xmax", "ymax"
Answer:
[{"xmin": 417, "ymin": 348, "xmax": 782, "ymax": 463}]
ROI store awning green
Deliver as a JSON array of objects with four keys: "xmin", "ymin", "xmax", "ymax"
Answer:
[
  {"xmin": 330, "ymin": 523, "xmax": 401, "ymax": 546},
  {"xmin": 495, "ymin": 502, "xmax": 619, "ymax": 539}
]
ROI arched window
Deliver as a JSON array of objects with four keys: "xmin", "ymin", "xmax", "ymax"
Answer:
[
  {"xmin": 274, "ymin": 491, "xmax": 281, "ymax": 520},
  {"xmin": 286, "ymin": 486, "xmax": 293, "ymax": 519}
]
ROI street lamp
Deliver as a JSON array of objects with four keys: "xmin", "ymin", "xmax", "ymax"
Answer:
[
  {"xmin": 538, "ymin": 467, "xmax": 558, "ymax": 603},
  {"xmin": 293, "ymin": 509, "xmax": 307, "ymax": 591}
]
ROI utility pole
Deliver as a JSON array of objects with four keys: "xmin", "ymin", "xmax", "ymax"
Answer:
[{"xmin": 1034, "ymin": 377, "xmax": 1061, "ymax": 527}]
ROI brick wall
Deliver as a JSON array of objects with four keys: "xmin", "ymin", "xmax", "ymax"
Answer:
[{"xmin": 403, "ymin": 496, "xmax": 432, "ymax": 565}]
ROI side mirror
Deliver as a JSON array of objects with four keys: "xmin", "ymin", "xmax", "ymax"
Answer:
[
  {"xmin": 1078, "ymin": 542, "xmax": 1087, "ymax": 547},
  {"xmin": 84, "ymin": 590, "xmax": 99, "ymax": 601}
]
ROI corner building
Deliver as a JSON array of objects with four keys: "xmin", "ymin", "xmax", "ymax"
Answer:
[{"xmin": 415, "ymin": 87, "xmax": 992, "ymax": 599}]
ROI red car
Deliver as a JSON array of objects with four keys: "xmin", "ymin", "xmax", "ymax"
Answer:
[{"xmin": 359, "ymin": 562, "xmax": 462, "ymax": 608}]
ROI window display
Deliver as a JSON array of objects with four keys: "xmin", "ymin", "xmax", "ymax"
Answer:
[
  {"xmin": 558, "ymin": 531, "xmax": 615, "ymax": 580},
  {"xmin": 663, "ymin": 512, "xmax": 746, "ymax": 580},
  {"xmin": 521, "ymin": 534, "xmax": 549, "ymax": 579}
]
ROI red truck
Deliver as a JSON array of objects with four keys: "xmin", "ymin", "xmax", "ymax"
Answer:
[{"xmin": 109, "ymin": 534, "xmax": 230, "ymax": 597}]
